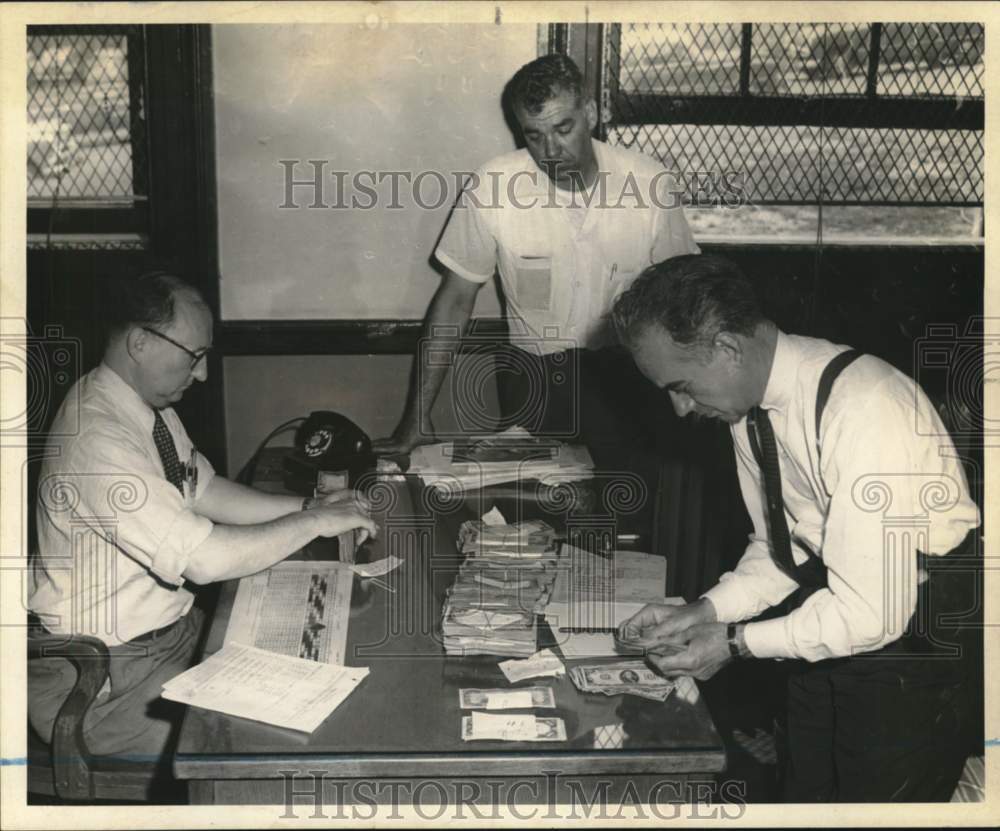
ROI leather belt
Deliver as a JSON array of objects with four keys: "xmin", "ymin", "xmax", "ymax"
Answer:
[{"xmin": 129, "ymin": 616, "xmax": 182, "ymax": 644}]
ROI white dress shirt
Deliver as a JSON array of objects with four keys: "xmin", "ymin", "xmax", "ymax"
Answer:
[
  {"xmin": 702, "ymin": 332, "xmax": 980, "ymax": 661},
  {"xmin": 30, "ymin": 363, "xmax": 216, "ymax": 645},
  {"xmin": 435, "ymin": 139, "xmax": 699, "ymax": 353}
]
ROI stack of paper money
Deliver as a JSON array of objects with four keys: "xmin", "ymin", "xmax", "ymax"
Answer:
[
  {"xmin": 441, "ymin": 605, "xmax": 538, "ymax": 657},
  {"xmin": 568, "ymin": 661, "xmax": 676, "ymax": 702},
  {"xmin": 441, "ymin": 520, "xmax": 563, "ymax": 657}
]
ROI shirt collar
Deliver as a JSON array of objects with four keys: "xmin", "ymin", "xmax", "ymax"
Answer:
[
  {"xmin": 759, "ymin": 329, "xmax": 795, "ymax": 414},
  {"xmin": 92, "ymin": 362, "xmax": 158, "ymax": 430},
  {"xmin": 515, "ymin": 138, "xmax": 606, "ymax": 198}
]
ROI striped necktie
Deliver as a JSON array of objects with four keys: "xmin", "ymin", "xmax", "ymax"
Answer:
[
  {"xmin": 152, "ymin": 410, "xmax": 184, "ymax": 493},
  {"xmin": 746, "ymin": 406, "xmax": 796, "ymax": 578}
]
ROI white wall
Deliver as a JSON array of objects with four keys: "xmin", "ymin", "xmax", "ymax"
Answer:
[
  {"xmin": 212, "ymin": 23, "xmax": 538, "ymax": 468},
  {"xmin": 213, "ymin": 23, "xmax": 537, "ymax": 320}
]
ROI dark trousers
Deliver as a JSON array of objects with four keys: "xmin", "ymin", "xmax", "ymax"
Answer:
[
  {"xmin": 779, "ymin": 536, "xmax": 980, "ymax": 802},
  {"xmin": 28, "ymin": 608, "xmax": 204, "ymax": 765}
]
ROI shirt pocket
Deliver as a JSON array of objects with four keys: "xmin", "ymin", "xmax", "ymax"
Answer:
[{"xmin": 513, "ymin": 255, "xmax": 553, "ymax": 312}]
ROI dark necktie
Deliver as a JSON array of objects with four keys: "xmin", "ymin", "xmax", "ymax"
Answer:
[
  {"xmin": 152, "ymin": 410, "xmax": 184, "ymax": 493},
  {"xmin": 746, "ymin": 406, "xmax": 796, "ymax": 578}
]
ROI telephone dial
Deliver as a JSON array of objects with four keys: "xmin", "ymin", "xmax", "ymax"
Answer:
[{"xmin": 282, "ymin": 410, "xmax": 375, "ymax": 494}]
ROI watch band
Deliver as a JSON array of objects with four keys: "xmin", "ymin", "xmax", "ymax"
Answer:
[{"xmin": 726, "ymin": 623, "xmax": 741, "ymax": 659}]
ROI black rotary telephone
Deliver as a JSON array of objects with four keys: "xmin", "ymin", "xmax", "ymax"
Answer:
[{"xmin": 282, "ymin": 410, "xmax": 375, "ymax": 494}]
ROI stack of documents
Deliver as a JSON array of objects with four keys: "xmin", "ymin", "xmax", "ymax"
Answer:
[
  {"xmin": 162, "ymin": 642, "xmax": 369, "ymax": 733},
  {"xmin": 408, "ymin": 427, "xmax": 593, "ymax": 492},
  {"xmin": 441, "ymin": 519, "xmax": 562, "ymax": 657}
]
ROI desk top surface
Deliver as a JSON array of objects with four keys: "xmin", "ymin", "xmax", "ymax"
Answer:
[{"xmin": 174, "ymin": 451, "xmax": 725, "ymax": 780}]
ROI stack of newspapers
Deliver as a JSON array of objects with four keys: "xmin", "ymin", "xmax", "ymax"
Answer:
[
  {"xmin": 441, "ymin": 519, "xmax": 563, "ymax": 657},
  {"xmin": 408, "ymin": 427, "xmax": 593, "ymax": 492}
]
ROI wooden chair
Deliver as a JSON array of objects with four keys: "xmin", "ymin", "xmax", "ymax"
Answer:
[{"xmin": 27, "ymin": 630, "xmax": 164, "ymax": 802}]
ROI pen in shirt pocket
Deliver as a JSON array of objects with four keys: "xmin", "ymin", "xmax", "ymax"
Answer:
[{"xmin": 609, "ymin": 262, "xmax": 618, "ymax": 282}]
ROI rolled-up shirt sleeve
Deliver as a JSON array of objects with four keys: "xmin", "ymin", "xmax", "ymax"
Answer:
[
  {"xmin": 434, "ymin": 173, "xmax": 498, "ymax": 284},
  {"xmin": 650, "ymin": 170, "xmax": 700, "ymax": 262},
  {"xmin": 65, "ymin": 428, "xmax": 214, "ymax": 586}
]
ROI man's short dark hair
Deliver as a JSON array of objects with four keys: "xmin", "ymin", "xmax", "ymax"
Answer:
[
  {"xmin": 506, "ymin": 54, "xmax": 584, "ymax": 115},
  {"xmin": 106, "ymin": 271, "xmax": 206, "ymax": 337},
  {"xmin": 612, "ymin": 254, "xmax": 764, "ymax": 349}
]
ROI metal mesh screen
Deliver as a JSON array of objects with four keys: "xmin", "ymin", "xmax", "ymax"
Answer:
[
  {"xmin": 27, "ymin": 28, "xmax": 147, "ymax": 202},
  {"xmin": 604, "ymin": 22, "xmax": 984, "ymax": 206}
]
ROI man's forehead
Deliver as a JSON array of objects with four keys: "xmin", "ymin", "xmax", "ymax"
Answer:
[{"xmin": 516, "ymin": 92, "xmax": 582, "ymax": 128}]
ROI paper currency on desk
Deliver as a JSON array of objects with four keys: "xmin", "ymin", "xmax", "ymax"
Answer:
[
  {"xmin": 462, "ymin": 711, "xmax": 567, "ymax": 742},
  {"xmin": 499, "ymin": 648, "xmax": 565, "ymax": 683},
  {"xmin": 568, "ymin": 661, "xmax": 675, "ymax": 702},
  {"xmin": 459, "ymin": 686, "xmax": 556, "ymax": 710}
]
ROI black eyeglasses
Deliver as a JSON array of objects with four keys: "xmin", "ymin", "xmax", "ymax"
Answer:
[{"xmin": 141, "ymin": 326, "xmax": 212, "ymax": 370}]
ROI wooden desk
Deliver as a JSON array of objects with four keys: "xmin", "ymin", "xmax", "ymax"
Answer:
[{"xmin": 173, "ymin": 454, "xmax": 725, "ymax": 808}]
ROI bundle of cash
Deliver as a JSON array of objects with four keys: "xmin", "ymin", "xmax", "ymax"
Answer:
[
  {"xmin": 458, "ymin": 686, "xmax": 555, "ymax": 710},
  {"xmin": 461, "ymin": 711, "xmax": 567, "ymax": 742},
  {"xmin": 442, "ymin": 520, "xmax": 564, "ymax": 657},
  {"xmin": 458, "ymin": 519, "xmax": 559, "ymax": 560},
  {"xmin": 568, "ymin": 661, "xmax": 676, "ymax": 702},
  {"xmin": 441, "ymin": 603, "xmax": 538, "ymax": 657}
]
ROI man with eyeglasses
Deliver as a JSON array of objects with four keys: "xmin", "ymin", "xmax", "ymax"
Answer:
[{"xmin": 28, "ymin": 272, "xmax": 376, "ymax": 774}]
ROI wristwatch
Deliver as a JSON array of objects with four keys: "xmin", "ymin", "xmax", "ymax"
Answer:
[{"xmin": 726, "ymin": 623, "xmax": 750, "ymax": 659}]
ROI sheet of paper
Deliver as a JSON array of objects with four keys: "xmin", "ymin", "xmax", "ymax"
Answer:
[
  {"xmin": 499, "ymin": 648, "xmax": 565, "ymax": 683},
  {"xmin": 352, "ymin": 555, "xmax": 402, "ymax": 579},
  {"xmin": 225, "ymin": 560, "xmax": 353, "ymax": 664},
  {"xmin": 161, "ymin": 642, "xmax": 369, "ymax": 733},
  {"xmin": 553, "ymin": 632, "xmax": 619, "ymax": 659},
  {"xmin": 481, "ymin": 506, "xmax": 507, "ymax": 526},
  {"xmin": 547, "ymin": 547, "xmax": 677, "ymax": 631}
]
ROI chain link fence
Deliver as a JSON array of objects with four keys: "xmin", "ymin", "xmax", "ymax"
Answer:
[
  {"xmin": 603, "ymin": 22, "xmax": 983, "ymax": 206},
  {"xmin": 27, "ymin": 26, "xmax": 147, "ymax": 203}
]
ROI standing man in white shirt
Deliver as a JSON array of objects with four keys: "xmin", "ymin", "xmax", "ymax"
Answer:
[
  {"xmin": 612, "ymin": 254, "xmax": 980, "ymax": 801},
  {"xmin": 29, "ymin": 272, "xmax": 376, "ymax": 770},
  {"xmin": 374, "ymin": 54, "xmax": 699, "ymax": 464}
]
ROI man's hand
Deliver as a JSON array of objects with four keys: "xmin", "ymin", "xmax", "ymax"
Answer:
[
  {"xmin": 617, "ymin": 597, "xmax": 718, "ymax": 652},
  {"xmin": 310, "ymin": 505, "xmax": 378, "ymax": 546},
  {"xmin": 304, "ymin": 488, "xmax": 371, "ymax": 514},
  {"xmin": 643, "ymin": 622, "xmax": 733, "ymax": 682}
]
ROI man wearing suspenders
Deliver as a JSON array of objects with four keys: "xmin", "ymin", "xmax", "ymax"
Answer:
[{"xmin": 611, "ymin": 254, "xmax": 981, "ymax": 802}]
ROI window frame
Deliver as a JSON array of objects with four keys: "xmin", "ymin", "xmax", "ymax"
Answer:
[
  {"xmin": 26, "ymin": 23, "xmax": 150, "ymax": 241},
  {"xmin": 553, "ymin": 22, "xmax": 983, "ymax": 210}
]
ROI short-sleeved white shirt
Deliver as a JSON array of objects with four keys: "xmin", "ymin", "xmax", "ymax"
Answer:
[
  {"xmin": 435, "ymin": 139, "xmax": 700, "ymax": 354},
  {"xmin": 30, "ymin": 363, "xmax": 216, "ymax": 645}
]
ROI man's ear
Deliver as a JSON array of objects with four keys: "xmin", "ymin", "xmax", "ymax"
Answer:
[
  {"xmin": 713, "ymin": 331, "xmax": 744, "ymax": 365},
  {"xmin": 584, "ymin": 98, "xmax": 598, "ymax": 132},
  {"xmin": 125, "ymin": 327, "xmax": 147, "ymax": 362}
]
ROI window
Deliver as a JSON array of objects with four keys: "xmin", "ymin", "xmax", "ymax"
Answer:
[
  {"xmin": 599, "ymin": 23, "xmax": 984, "ymax": 242},
  {"xmin": 27, "ymin": 25, "xmax": 149, "ymax": 247}
]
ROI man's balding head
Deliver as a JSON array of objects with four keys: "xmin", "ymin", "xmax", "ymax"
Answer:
[{"xmin": 105, "ymin": 272, "xmax": 214, "ymax": 409}]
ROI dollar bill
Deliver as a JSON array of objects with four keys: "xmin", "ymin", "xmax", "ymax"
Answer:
[
  {"xmin": 568, "ymin": 661, "xmax": 675, "ymax": 701},
  {"xmin": 459, "ymin": 686, "xmax": 555, "ymax": 710},
  {"xmin": 461, "ymin": 712, "xmax": 567, "ymax": 742}
]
